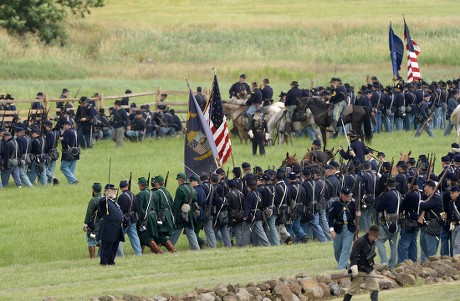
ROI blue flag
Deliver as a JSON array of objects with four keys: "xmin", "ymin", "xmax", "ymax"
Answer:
[
  {"xmin": 184, "ymin": 88, "xmax": 219, "ymax": 177},
  {"xmin": 389, "ymin": 22, "xmax": 404, "ymax": 79}
]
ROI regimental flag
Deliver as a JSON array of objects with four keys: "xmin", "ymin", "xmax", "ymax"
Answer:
[
  {"xmin": 184, "ymin": 88, "xmax": 219, "ymax": 177},
  {"xmin": 404, "ymin": 17, "xmax": 421, "ymax": 83},
  {"xmin": 204, "ymin": 72, "xmax": 233, "ymax": 166},
  {"xmin": 389, "ymin": 21, "xmax": 404, "ymax": 80}
]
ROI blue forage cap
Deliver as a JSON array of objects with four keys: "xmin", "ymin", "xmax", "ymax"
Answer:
[
  {"xmin": 242, "ymin": 162, "xmax": 251, "ymax": 169},
  {"xmin": 210, "ymin": 173, "xmax": 219, "ymax": 183},
  {"xmin": 228, "ymin": 179, "xmax": 237, "ymax": 188},
  {"xmin": 302, "ymin": 168, "xmax": 311, "ymax": 176},
  {"xmin": 292, "ymin": 164, "xmax": 301, "ymax": 174},
  {"xmin": 276, "ymin": 170, "xmax": 285, "ymax": 179},
  {"xmin": 341, "ymin": 187, "xmax": 352, "ymax": 195},
  {"xmin": 312, "ymin": 139, "xmax": 321, "ymax": 146},
  {"xmin": 216, "ymin": 184, "xmax": 225, "ymax": 195}
]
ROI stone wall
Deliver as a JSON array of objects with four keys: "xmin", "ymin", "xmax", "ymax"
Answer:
[{"xmin": 86, "ymin": 255, "xmax": 460, "ymax": 301}]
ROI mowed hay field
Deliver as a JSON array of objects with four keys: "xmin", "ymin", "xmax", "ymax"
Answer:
[
  {"xmin": 1, "ymin": 0, "xmax": 460, "ymax": 300},
  {"xmin": 1, "ymin": 0, "xmax": 460, "ymax": 99}
]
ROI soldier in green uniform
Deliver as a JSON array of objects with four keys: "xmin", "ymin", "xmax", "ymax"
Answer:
[
  {"xmin": 152, "ymin": 175, "xmax": 177, "ymax": 253},
  {"xmin": 170, "ymin": 173, "xmax": 201, "ymax": 250},
  {"xmin": 136, "ymin": 177, "xmax": 164, "ymax": 254},
  {"xmin": 83, "ymin": 183, "xmax": 102, "ymax": 259}
]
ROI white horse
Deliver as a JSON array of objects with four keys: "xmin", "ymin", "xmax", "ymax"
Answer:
[
  {"xmin": 266, "ymin": 107, "xmax": 322, "ymax": 145},
  {"xmin": 450, "ymin": 104, "xmax": 460, "ymax": 143}
]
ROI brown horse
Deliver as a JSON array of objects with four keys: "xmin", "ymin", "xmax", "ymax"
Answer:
[
  {"xmin": 302, "ymin": 147, "xmax": 336, "ymax": 165},
  {"xmin": 281, "ymin": 152, "xmax": 300, "ymax": 168},
  {"xmin": 222, "ymin": 100, "xmax": 249, "ymax": 143},
  {"xmin": 399, "ymin": 150, "xmax": 412, "ymax": 162},
  {"xmin": 302, "ymin": 97, "xmax": 373, "ymax": 149}
]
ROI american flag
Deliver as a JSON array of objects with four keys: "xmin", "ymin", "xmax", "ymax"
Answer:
[
  {"xmin": 404, "ymin": 18, "xmax": 421, "ymax": 83},
  {"xmin": 205, "ymin": 73, "xmax": 232, "ymax": 166}
]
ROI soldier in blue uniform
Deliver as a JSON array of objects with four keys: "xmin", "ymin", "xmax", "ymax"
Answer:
[
  {"xmin": 226, "ymin": 179, "xmax": 245, "ymax": 246},
  {"xmin": 419, "ymin": 180, "xmax": 444, "ymax": 262},
  {"xmin": 98, "ymin": 184, "xmax": 125, "ymax": 265},
  {"xmin": 446, "ymin": 186, "xmax": 460, "ymax": 255},
  {"xmin": 15, "ymin": 125, "xmax": 34, "ymax": 187},
  {"xmin": 261, "ymin": 78, "xmax": 273, "ymax": 109},
  {"xmin": 75, "ymin": 96, "xmax": 96, "ymax": 149},
  {"xmin": 344, "ymin": 225, "xmax": 381, "ymax": 301},
  {"xmin": 284, "ymin": 81, "xmax": 303, "ymax": 133},
  {"xmin": 398, "ymin": 177, "xmax": 420, "ymax": 263},
  {"xmin": 29, "ymin": 127, "xmax": 48, "ymax": 186},
  {"xmin": 125, "ymin": 110, "xmax": 146, "ymax": 141},
  {"xmin": 1, "ymin": 131, "xmax": 22, "ymax": 187},
  {"xmin": 43, "ymin": 120, "xmax": 60, "ymax": 185},
  {"xmin": 117, "ymin": 180, "xmax": 142, "ymax": 256},
  {"xmin": 375, "ymin": 178, "xmax": 400, "ymax": 274},
  {"xmin": 212, "ymin": 184, "xmax": 232, "ymax": 247},
  {"xmin": 110, "ymin": 100, "xmax": 130, "ymax": 147},
  {"xmin": 361, "ymin": 161, "xmax": 379, "ymax": 232},
  {"xmin": 241, "ymin": 173, "xmax": 270, "ymax": 247},
  {"xmin": 415, "ymin": 93, "xmax": 434, "ymax": 137},
  {"xmin": 328, "ymin": 187, "xmax": 360, "ymax": 270},
  {"xmin": 60, "ymin": 121, "xmax": 79, "ymax": 184},
  {"xmin": 330, "ymin": 78, "xmax": 348, "ymax": 133},
  {"xmin": 229, "ymin": 74, "xmax": 251, "ymax": 99},
  {"xmin": 339, "ymin": 130, "xmax": 370, "ymax": 165},
  {"xmin": 393, "ymin": 83, "xmax": 406, "ymax": 131},
  {"xmin": 248, "ymin": 109, "xmax": 268, "ymax": 156},
  {"xmin": 56, "ymin": 88, "xmax": 73, "ymax": 117}
]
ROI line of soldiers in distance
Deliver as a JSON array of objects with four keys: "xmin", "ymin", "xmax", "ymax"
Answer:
[
  {"xmin": 227, "ymin": 74, "xmax": 460, "ymax": 137},
  {"xmin": 83, "ymin": 143, "xmax": 460, "ymax": 272}
]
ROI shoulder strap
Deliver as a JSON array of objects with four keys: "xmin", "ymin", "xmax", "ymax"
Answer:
[
  {"xmin": 123, "ymin": 191, "xmax": 134, "ymax": 213},
  {"xmin": 186, "ymin": 185, "xmax": 195, "ymax": 204},
  {"xmin": 143, "ymin": 190, "xmax": 153, "ymax": 220},
  {"xmin": 159, "ymin": 188, "xmax": 172, "ymax": 210}
]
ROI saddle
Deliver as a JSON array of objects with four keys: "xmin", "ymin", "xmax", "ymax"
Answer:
[{"xmin": 342, "ymin": 104, "xmax": 354, "ymax": 118}]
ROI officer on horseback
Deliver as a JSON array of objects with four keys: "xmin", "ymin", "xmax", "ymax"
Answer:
[
  {"xmin": 229, "ymin": 74, "xmax": 251, "ymax": 99},
  {"xmin": 284, "ymin": 81, "xmax": 302, "ymax": 133},
  {"xmin": 330, "ymin": 78, "xmax": 347, "ymax": 132}
]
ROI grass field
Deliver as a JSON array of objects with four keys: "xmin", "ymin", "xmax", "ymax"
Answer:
[
  {"xmin": 1, "ymin": 0, "xmax": 460, "ymax": 299},
  {"xmin": 1, "ymin": 129, "xmax": 459, "ymax": 300},
  {"xmin": 1, "ymin": 0, "xmax": 460, "ymax": 100}
]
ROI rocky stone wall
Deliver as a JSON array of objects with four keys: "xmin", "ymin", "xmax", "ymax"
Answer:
[{"xmin": 75, "ymin": 255, "xmax": 460, "ymax": 301}]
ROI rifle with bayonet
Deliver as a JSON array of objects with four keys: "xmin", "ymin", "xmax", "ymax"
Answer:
[
  {"xmin": 354, "ymin": 180, "xmax": 362, "ymax": 241},
  {"xmin": 164, "ymin": 171, "xmax": 169, "ymax": 187},
  {"xmin": 147, "ymin": 172, "xmax": 151, "ymax": 189},
  {"xmin": 128, "ymin": 172, "xmax": 132, "ymax": 191}
]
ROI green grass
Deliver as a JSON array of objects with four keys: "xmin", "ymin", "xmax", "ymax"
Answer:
[{"xmin": 0, "ymin": 130, "xmax": 459, "ymax": 300}]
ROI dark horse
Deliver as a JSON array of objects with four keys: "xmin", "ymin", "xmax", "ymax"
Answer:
[{"xmin": 301, "ymin": 97, "xmax": 373, "ymax": 149}]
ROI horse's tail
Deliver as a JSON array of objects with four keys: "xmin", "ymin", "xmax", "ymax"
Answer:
[{"xmin": 363, "ymin": 109, "xmax": 373, "ymax": 143}]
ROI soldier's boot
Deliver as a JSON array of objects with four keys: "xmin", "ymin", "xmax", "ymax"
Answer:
[
  {"xmin": 148, "ymin": 240, "xmax": 165, "ymax": 254},
  {"xmin": 88, "ymin": 246, "xmax": 96, "ymax": 259},
  {"xmin": 370, "ymin": 291, "xmax": 378, "ymax": 301},
  {"xmin": 163, "ymin": 240, "xmax": 177, "ymax": 253},
  {"xmin": 343, "ymin": 293, "xmax": 352, "ymax": 301}
]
